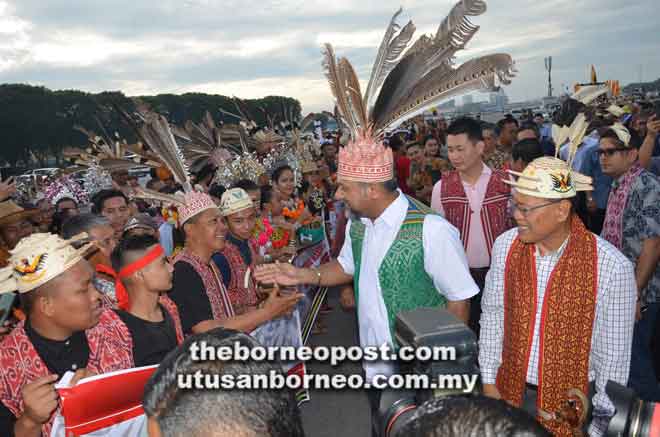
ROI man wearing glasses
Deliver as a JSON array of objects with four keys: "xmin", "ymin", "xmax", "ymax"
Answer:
[
  {"xmin": 599, "ymin": 123, "xmax": 660, "ymax": 403},
  {"xmin": 479, "ymin": 153, "xmax": 637, "ymax": 436}
]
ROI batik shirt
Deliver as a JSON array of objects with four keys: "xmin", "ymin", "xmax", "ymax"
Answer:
[{"xmin": 619, "ymin": 170, "xmax": 660, "ymax": 303}]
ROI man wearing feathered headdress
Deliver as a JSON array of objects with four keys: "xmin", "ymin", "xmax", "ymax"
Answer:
[
  {"xmin": 255, "ymin": 0, "xmax": 517, "ymax": 430},
  {"xmin": 598, "ymin": 123, "xmax": 660, "ymax": 402},
  {"xmin": 479, "ymin": 115, "xmax": 637, "ymax": 436},
  {"xmin": 125, "ymin": 111, "xmax": 303, "ymax": 337}
]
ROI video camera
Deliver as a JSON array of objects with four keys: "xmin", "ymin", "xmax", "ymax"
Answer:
[
  {"xmin": 376, "ymin": 307, "xmax": 479, "ymax": 437},
  {"xmin": 606, "ymin": 381, "xmax": 660, "ymax": 437}
]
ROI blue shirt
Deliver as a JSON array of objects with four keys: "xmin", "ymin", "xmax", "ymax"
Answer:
[{"xmin": 580, "ymin": 139, "xmax": 613, "ymax": 210}]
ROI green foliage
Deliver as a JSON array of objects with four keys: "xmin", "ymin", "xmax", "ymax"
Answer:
[{"xmin": 0, "ymin": 84, "xmax": 301, "ymax": 166}]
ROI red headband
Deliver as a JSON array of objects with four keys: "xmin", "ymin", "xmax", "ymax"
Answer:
[{"xmin": 96, "ymin": 245, "xmax": 165, "ymax": 311}]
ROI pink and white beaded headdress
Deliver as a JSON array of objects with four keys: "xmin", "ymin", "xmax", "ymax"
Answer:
[{"xmin": 322, "ymin": 1, "xmax": 515, "ymax": 183}]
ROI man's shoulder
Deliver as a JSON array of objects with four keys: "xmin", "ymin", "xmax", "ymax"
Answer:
[
  {"xmin": 493, "ymin": 227, "xmax": 519, "ymax": 251},
  {"xmin": 594, "ymin": 234, "xmax": 634, "ymax": 272}
]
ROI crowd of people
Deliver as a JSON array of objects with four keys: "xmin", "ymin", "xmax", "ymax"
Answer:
[
  {"xmin": 0, "ymin": 90, "xmax": 657, "ymax": 436},
  {"xmin": 0, "ymin": 0, "xmax": 659, "ymax": 434}
]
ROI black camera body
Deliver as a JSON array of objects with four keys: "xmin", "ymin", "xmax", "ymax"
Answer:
[{"xmin": 376, "ymin": 307, "xmax": 480, "ymax": 437}]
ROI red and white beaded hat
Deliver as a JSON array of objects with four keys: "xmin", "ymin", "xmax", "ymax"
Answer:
[
  {"xmin": 178, "ymin": 191, "xmax": 218, "ymax": 225},
  {"xmin": 337, "ymin": 132, "xmax": 394, "ymax": 183},
  {"xmin": 322, "ymin": 2, "xmax": 514, "ymax": 185}
]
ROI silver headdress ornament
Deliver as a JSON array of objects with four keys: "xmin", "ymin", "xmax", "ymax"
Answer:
[{"xmin": 323, "ymin": 0, "xmax": 516, "ymax": 141}]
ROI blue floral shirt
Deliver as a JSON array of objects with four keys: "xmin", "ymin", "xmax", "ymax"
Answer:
[{"xmin": 620, "ymin": 170, "xmax": 660, "ymax": 303}]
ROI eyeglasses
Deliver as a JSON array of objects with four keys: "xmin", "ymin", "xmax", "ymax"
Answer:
[
  {"xmin": 597, "ymin": 147, "xmax": 628, "ymax": 157},
  {"xmin": 511, "ymin": 200, "xmax": 561, "ymax": 217}
]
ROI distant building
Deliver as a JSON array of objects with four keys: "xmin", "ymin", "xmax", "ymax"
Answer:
[{"xmin": 489, "ymin": 90, "xmax": 509, "ymax": 111}]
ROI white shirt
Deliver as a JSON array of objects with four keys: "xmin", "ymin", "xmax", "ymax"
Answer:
[
  {"xmin": 479, "ymin": 227, "xmax": 636, "ymax": 437},
  {"xmin": 337, "ymin": 190, "xmax": 479, "ymax": 381}
]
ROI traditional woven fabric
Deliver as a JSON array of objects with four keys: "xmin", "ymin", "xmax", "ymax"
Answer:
[
  {"xmin": 0, "ymin": 309, "xmax": 134, "ymax": 437},
  {"xmin": 220, "ymin": 239, "xmax": 259, "ymax": 315},
  {"xmin": 178, "ymin": 191, "xmax": 217, "ymax": 225},
  {"xmin": 337, "ymin": 131, "xmax": 393, "ymax": 183},
  {"xmin": 601, "ymin": 162, "xmax": 644, "ymax": 250},
  {"xmin": 440, "ymin": 169, "xmax": 511, "ymax": 259},
  {"xmin": 496, "ymin": 216, "xmax": 598, "ymax": 436},
  {"xmin": 173, "ymin": 250, "xmax": 235, "ymax": 320},
  {"xmin": 350, "ymin": 195, "xmax": 446, "ymax": 343},
  {"xmin": 159, "ymin": 295, "xmax": 185, "ymax": 344},
  {"xmin": 484, "ymin": 148, "xmax": 511, "ymax": 171}
]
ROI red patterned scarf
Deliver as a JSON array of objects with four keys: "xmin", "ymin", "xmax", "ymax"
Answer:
[
  {"xmin": 220, "ymin": 240, "xmax": 260, "ymax": 316},
  {"xmin": 174, "ymin": 249, "xmax": 235, "ymax": 320},
  {"xmin": 159, "ymin": 294, "xmax": 185, "ymax": 344},
  {"xmin": 440, "ymin": 169, "xmax": 512, "ymax": 258},
  {"xmin": 0, "ymin": 310, "xmax": 134, "ymax": 437},
  {"xmin": 496, "ymin": 216, "xmax": 598, "ymax": 436},
  {"xmin": 601, "ymin": 163, "xmax": 643, "ymax": 250}
]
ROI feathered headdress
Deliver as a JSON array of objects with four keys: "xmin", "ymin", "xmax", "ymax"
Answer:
[
  {"xmin": 323, "ymin": 0, "xmax": 515, "ymax": 182},
  {"xmin": 67, "ymin": 125, "xmax": 162, "ymax": 172},
  {"xmin": 505, "ymin": 113, "xmax": 592, "ymax": 199},
  {"xmin": 124, "ymin": 110, "xmax": 217, "ymax": 225}
]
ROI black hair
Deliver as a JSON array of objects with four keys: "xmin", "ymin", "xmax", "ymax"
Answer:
[
  {"xmin": 54, "ymin": 197, "xmax": 77, "ymax": 213},
  {"xmin": 260, "ymin": 185, "xmax": 274, "ymax": 210},
  {"xmin": 110, "ymin": 233, "xmax": 159, "ymax": 273},
  {"xmin": 208, "ymin": 184, "xmax": 226, "ymax": 200},
  {"xmin": 272, "ymin": 165, "xmax": 293, "ymax": 183},
  {"xmin": 143, "ymin": 329, "xmax": 305, "ymax": 437},
  {"xmin": 388, "ymin": 134, "xmax": 404, "ymax": 151},
  {"xmin": 518, "ymin": 121, "xmax": 539, "ymax": 138},
  {"xmin": 232, "ymin": 179, "xmax": 259, "ymax": 192},
  {"xmin": 406, "ymin": 142, "xmax": 422, "ymax": 150},
  {"xmin": 446, "ymin": 117, "xmax": 484, "ymax": 143},
  {"xmin": 600, "ymin": 128, "xmax": 626, "ymax": 148},
  {"xmin": 91, "ymin": 189, "xmax": 128, "ymax": 214},
  {"xmin": 61, "ymin": 213, "xmax": 111, "ymax": 240},
  {"xmin": 399, "ymin": 395, "xmax": 550, "ymax": 437},
  {"xmin": 553, "ymin": 98, "xmax": 586, "ymax": 127},
  {"xmin": 423, "ymin": 135, "xmax": 437, "ymax": 146},
  {"xmin": 383, "ymin": 178, "xmax": 398, "ymax": 192},
  {"xmin": 195, "ymin": 163, "xmax": 216, "ymax": 184},
  {"xmin": 601, "ymin": 128, "xmax": 642, "ymax": 150},
  {"xmin": 512, "ymin": 139, "xmax": 544, "ymax": 165},
  {"xmin": 495, "ymin": 117, "xmax": 519, "ymax": 136},
  {"xmin": 534, "ymin": 113, "xmax": 544, "ymax": 119}
]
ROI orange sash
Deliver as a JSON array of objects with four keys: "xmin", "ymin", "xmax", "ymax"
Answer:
[{"xmin": 496, "ymin": 216, "xmax": 598, "ymax": 436}]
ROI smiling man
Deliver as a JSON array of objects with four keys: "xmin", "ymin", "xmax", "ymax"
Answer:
[
  {"xmin": 254, "ymin": 130, "xmax": 477, "ymax": 436},
  {"xmin": 479, "ymin": 155, "xmax": 637, "ymax": 436},
  {"xmin": 169, "ymin": 191, "xmax": 301, "ymax": 337},
  {"xmin": 92, "ymin": 189, "xmax": 131, "ymax": 239},
  {"xmin": 0, "ymin": 233, "xmax": 134, "ymax": 437},
  {"xmin": 599, "ymin": 123, "xmax": 660, "ymax": 402},
  {"xmin": 213, "ymin": 188, "xmax": 260, "ymax": 315}
]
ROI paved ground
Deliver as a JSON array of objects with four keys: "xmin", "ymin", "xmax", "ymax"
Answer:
[{"xmin": 300, "ymin": 288, "xmax": 371, "ymax": 437}]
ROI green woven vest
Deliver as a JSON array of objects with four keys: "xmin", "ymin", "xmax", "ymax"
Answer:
[{"xmin": 350, "ymin": 195, "xmax": 447, "ymax": 344}]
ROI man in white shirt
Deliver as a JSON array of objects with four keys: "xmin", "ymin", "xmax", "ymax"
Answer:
[
  {"xmin": 479, "ymin": 153, "xmax": 636, "ymax": 436},
  {"xmin": 255, "ymin": 132, "xmax": 477, "ymax": 436}
]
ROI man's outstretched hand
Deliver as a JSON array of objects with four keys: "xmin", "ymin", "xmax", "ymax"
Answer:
[{"xmin": 254, "ymin": 262, "xmax": 307, "ymax": 287}]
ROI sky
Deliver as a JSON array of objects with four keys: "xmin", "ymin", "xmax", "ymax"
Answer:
[{"xmin": 0, "ymin": 0, "xmax": 658, "ymax": 113}]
